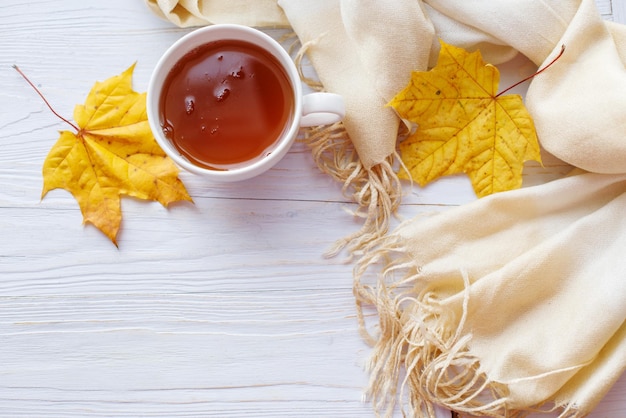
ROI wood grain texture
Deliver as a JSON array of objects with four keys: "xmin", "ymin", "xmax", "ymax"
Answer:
[{"xmin": 0, "ymin": 1, "xmax": 624, "ymax": 417}]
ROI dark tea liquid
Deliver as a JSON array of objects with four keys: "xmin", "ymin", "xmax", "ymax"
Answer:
[{"xmin": 159, "ymin": 40, "xmax": 294, "ymax": 170}]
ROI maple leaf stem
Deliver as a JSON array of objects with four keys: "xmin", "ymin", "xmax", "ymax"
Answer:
[
  {"xmin": 12, "ymin": 65, "xmax": 79, "ymax": 132},
  {"xmin": 495, "ymin": 45, "xmax": 566, "ymax": 98}
]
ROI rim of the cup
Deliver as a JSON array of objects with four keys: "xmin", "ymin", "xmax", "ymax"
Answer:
[{"xmin": 147, "ymin": 24, "xmax": 303, "ymax": 181}]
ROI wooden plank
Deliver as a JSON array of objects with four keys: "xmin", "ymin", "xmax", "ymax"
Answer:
[
  {"xmin": 596, "ymin": 0, "xmax": 614, "ymax": 17},
  {"xmin": 614, "ymin": 0, "xmax": 626, "ymax": 22}
]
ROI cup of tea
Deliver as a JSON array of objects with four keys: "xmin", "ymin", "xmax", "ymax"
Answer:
[{"xmin": 147, "ymin": 24, "xmax": 345, "ymax": 182}]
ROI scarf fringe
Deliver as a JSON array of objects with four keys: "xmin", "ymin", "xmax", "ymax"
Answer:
[
  {"xmin": 352, "ymin": 237, "xmax": 504, "ymax": 417},
  {"xmin": 300, "ymin": 122, "xmax": 403, "ymax": 258},
  {"xmin": 350, "ymin": 233, "xmax": 591, "ymax": 418},
  {"xmin": 293, "ymin": 38, "xmax": 403, "ymax": 257}
]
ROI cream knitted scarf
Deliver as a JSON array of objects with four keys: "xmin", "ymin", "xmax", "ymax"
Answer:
[{"xmin": 146, "ymin": 0, "xmax": 626, "ymax": 416}]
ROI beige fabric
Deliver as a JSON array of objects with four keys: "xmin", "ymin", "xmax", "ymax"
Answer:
[
  {"xmin": 426, "ymin": 0, "xmax": 580, "ymax": 65},
  {"xmin": 145, "ymin": 0, "xmax": 288, "ymax": 28},
  {"xmin": 525, "ymin": 1, "xmax": 626, "ymax": 173},
  {"xmin": 278, "ymin": 0, "xmax": 431, "ymax": 169},
  {"xmin": 355, "ymin": 172, "xmax": 626, "ymax": 417},
  {"xmin": 421, "ymin": 3, "xmax": 519, "ymax": 66}
]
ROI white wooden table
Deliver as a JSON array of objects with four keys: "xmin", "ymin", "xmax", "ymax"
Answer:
[{"xmin": 1, "ymin": 1, "xmax": 624, "ymax": 417}]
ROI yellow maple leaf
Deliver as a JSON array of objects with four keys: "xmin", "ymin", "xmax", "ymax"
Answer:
[
  {"xmin": 390, "ymin": 40, "xmax": 542, "ymax": 197},
  {"xmin": 40, "ymin": 64, "xmax": 192, "ymax": 245}
]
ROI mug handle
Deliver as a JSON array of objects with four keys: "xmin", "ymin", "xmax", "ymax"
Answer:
[{"xmin": 300, "ymin": 92, "xmax": 345, "ymax": 127}]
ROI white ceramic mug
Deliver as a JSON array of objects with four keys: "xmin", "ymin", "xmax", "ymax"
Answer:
[{"xmin": 147, "ymin": 24, "xmax": 345, "ymax": 182}]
